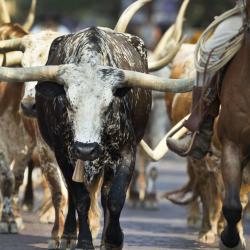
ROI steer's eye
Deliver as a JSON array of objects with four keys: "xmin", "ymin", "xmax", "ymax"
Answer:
[{"xmin": 113, "ymin": 87, "xmax": 130, "ymax": 98}]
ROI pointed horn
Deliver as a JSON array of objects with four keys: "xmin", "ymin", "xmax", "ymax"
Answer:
[
  {"xmin": 23, "ymin": 0, "xmax": 37, "ymax": 31},
  {"xmin": 0, "ymin": 65, "xmax": 60, "ymax": 83},
  {"xmin": 0, "ymin": 51, "xmax": 23, "ymax": 66},
  {"xmin": 0, "ymin": 0, "xmax": 11, "ymax": 24},
  {"xmin": 139, "ymin": 115, "xmax": 189, "ymax": 161},
  {"xmin": 149, "ymin": 0, "xmax": 190, "ymax": 70},
  {"xmin": 0, "ymin": 38, "xmax": 25, "ymax": 52},
  {"xmin": 122, "ymin": 70, "xmax": 195, "ymax": 92},
  {"xmin": 114, "ymin": 0, "xmax": 151, "ymax": 33},
  {"xmin": 173, "ymin": 0, "xmax": 190, "ymax": 42}
]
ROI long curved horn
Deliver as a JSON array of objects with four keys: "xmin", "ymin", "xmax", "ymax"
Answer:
[
  {"xmin": 114, "ymin": 0, "xmax": 151, "ymax": 33},
  {"xmin": 139, "ymin": 115, "xmax": 189, "ymax": 161},
  {"xmin": 0, "ymin": 0, "xmax": 11, "ymax": 24},
  {"xmin": 0, "ymin": 65, "xmax": 60, "ymax": 83},
  {"xmin": 149, "ymin": 0, "xmax": 190, "ymax": 70},
  {"xmin": 173, "ymin": 0, "xmax": 190, "ymax": 42},
  {"xmin": 0, "ymin": 38, "xmax": 25, "ymax": 52},
  {"xmin": 153, "ymin": 0, "xmax": 189, "ymax": 58},
  {"xmin": 122, "ymin": 70, "xmax": 195, "ymax": 92},
  {"xmin": 0, "ymin": 51, "xmax": 23, "ymax": 66},
  {"xmin": 23, "ymin": 0, "xmax": 37, "ymax": 31}
]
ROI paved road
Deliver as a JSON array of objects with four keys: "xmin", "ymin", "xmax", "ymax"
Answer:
[{"xmin": 0, "ymin": 155, "xmax": 250, "ymax": 250}]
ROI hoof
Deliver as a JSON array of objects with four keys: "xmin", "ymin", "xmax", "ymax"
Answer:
[
  {"xmin": 48, "ymin": 238, "xmax": 60, "ymax": 249},
  {"xmin": 76, "ymin": 240, "xmax": 94, "ymax": 250},
  {"xmin": 101, "ymin": 242, "xmax": 123, "ymax": 250},
  {"xmin": 101, "ymin": 234, "xmax": 124, "ymax": 250},
  {"xmin": 0, "ymin": 222, "xmax": 9, "ymax": 233},
  {"xmin": 219, "ymin": 240, "xmax": 246, "ymax": 250},
  {"xmin": 60, "ymin": 237, "xmax": 77, "ymax": 250},
  {"xmin": 199, "ymin": 230, "xmax": 216, "ymax": 244}
]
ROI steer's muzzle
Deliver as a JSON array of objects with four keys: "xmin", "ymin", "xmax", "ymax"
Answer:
[
  {"xmin": 20, "ymin": 100, "xmax": 37, "ymax": 118},
  {"xmin": 72, "ymin": 142, "xmax": 102, "ymax": 161}
]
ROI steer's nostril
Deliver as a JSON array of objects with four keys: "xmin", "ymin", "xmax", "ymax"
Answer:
[
  {"xmin": 72, "ymin": 142, "xmax": 102, "ymax": 161},
  {"xmin": 20, "ymin": 102, "xmax": 37, "ymax": 118}
]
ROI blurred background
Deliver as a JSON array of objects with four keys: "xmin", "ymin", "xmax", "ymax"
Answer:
[{"xmin": 6, "ymin": 0, "xmax": 235, "ymax": 48}]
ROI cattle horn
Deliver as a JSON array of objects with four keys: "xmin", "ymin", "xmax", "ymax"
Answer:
[
  {"xmin": 0, "ymin": 0, "xmax": 11, "ymax": 24},
  {"xmin": 23, "ymin": 0, "xmax": 37, "ymax": 31},
  {"xmin": 0, "ymin": 38, "xmax": 25, "ymax": 52},
  {"xmin": 139, "ymin": 115, "xmax": 189, "ymax": 161},
  {"xmin": 0, "ymin": 51, "xmax": 23, "ymax": 66},
  {"xmin": 122, "ymin": 70, "xmax": 195, "ymax": 92},
  {"xmin": 148, "ymin": 0, "xmax": 189, "ymax": 71},
  {"xmin": 0, "ymin": 63, "xmax": 194, "ymax": 92},
  {"xmin": 114, "ymin": 0, "xmax": 151, "ymax": 33},
  {"xmin": 0, "ymin": 65, "xmax": 60, "ymax": 83},
  {"xmin": 154, "ymin": 0, "xmax": 189, "ymax": 58},
  {"xmin": 173, "ymin": 0, "xmax": 190, "ymax": 42}
]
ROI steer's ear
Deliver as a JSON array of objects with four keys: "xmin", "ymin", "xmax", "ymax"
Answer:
[{"xmin": 113, "ymin": 87, "xmax": 131, "ymax": 98}]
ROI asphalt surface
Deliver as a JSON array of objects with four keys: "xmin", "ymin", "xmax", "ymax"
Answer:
[{"xmin": 1, "ymin": 155, "xmax": 250, "ymax": 250}]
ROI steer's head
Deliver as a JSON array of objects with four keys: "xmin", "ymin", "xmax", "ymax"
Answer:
[
  {"xmin": 55, "ymin": 62, "xmax": 126, "ymax": 161},
  {"xmin": 0, "ymin": 31, "xmax": 63, "ymax": 117}
]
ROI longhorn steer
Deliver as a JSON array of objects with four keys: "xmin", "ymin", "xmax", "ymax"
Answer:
[{"xmin": 35, "ymin": 27, "xmax": 152, "ymax": 250}]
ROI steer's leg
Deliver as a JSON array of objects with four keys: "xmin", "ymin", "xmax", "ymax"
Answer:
[
  {"xmin": 42, "ymin": 162, "xmax": 67, "ymax": 250},
  {"xmin": 73, "ymin": 182, "xmax": 94, "ymax": 250},
  {"xmin": 0, "ymin": 153, "xmax": 15, "ymax": 233},
  {"xmin": 60, "ymin": 193, "xmax": 77, "ymax": 250},
  {"xmin": 104, "ymin": 149, "xmax": 135, "ymax": 249},
  {"xmin": 22, "ymin": 159, "xmax": 35, "ymax": 211},
  {"xmin": 197, "ymin": 159, "xmax": 218, "ymax": 244},
  {"xmin": 100, "ymin": 167, "xmax": 113, "ymax": 249},
  {"xmin": 54, "ymin": 157, "xmax": 77, "ymax": 250},
  {"xmin": 220, "ymin": 140, "xmax": 243, "ymax": 249},
  {"xmin": 12, "ymin": 156, "xmax": 31, "ymax": 233}
]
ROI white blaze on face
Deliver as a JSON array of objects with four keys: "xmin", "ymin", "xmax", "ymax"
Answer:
[
  {"xmin": 66, "ymin": 63, "xmax": 115, "ymax": 144},
  {"xmin": 62, "ymin": 63, "xmax": 123, "ymax": 143},
  {"xmin": 21, "ymin": 31, "xmax": 63, "ymax": 102}
]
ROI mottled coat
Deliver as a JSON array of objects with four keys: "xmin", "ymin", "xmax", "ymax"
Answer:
[{"xmin": 35, "ymin": 27, "xmax": 152, "ymax": 248}]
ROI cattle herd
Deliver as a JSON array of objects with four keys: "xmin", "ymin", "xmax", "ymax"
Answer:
[{"xmin": 0, "ymin": 0, "xmax": 250, "ymax": 250}]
